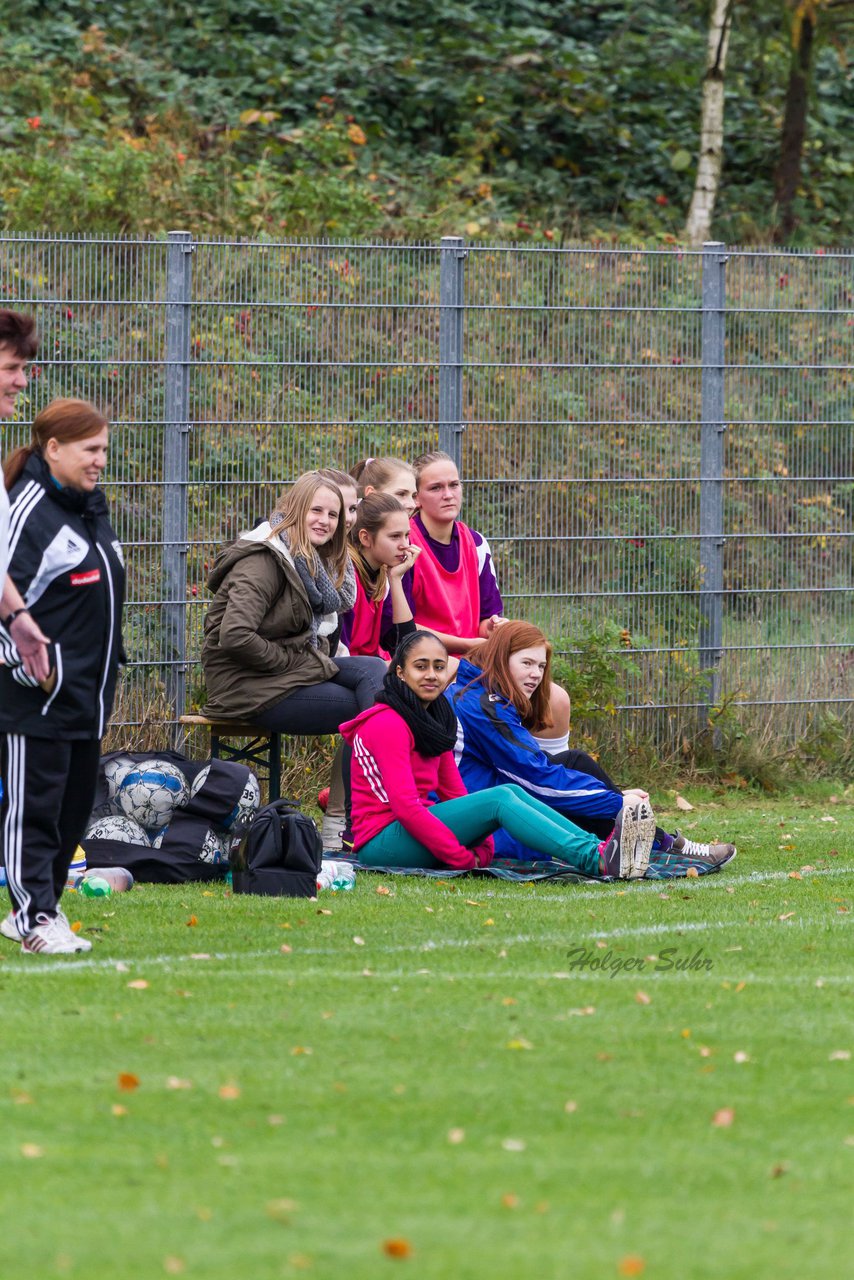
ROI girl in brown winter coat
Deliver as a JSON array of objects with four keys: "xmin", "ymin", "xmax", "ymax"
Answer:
[{"xmin": 202, "ymin": 472, "xmax": 386, "ymax": 735}]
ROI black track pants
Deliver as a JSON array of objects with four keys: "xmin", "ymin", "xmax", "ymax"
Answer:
[{"xmin": 1, "ymin": 734, "xmax": 101, "ymax": 935}]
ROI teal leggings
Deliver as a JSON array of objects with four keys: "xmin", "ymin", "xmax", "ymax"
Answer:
[{"xmin": 357, "ymin": 784, "xmax": 601, "ymax": 875}]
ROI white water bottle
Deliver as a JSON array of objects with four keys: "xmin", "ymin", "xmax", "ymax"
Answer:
[
  {"xmin": 317, "ymin": 861, "xmax": 337, "ymax": 891},
  {"xmin": 332, "ymin": 863, "xmax": 356, "ymax": 891}
]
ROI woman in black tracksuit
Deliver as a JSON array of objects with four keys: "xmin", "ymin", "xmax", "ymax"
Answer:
[{"xmin": 0, "ymin": 399, "xmax": 125, "ymax": 954}]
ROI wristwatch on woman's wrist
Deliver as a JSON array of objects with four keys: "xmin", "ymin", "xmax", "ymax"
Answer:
[{"xmin": 2, "ymin": 607, "xmax": 29, "ymax": 629}]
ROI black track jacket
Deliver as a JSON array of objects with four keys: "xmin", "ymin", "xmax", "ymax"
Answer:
[{"xmin": 0, "ymin": 454, "xmax": 125, "ymax": 740}]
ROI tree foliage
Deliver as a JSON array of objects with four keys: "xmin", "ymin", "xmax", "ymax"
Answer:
[{"xmin": 0, "ymin": 0, "xmax": 850, "ymax": 241}]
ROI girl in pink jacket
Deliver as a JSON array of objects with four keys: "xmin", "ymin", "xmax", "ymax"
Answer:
[{"xmin": 340, "ymin": 631, "xmax": 655, "ymax": 878}]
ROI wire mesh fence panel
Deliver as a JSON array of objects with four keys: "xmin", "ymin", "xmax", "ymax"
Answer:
[{"xmin": 1, "ymin": 233, "xmax": 851, "ymax": 748}]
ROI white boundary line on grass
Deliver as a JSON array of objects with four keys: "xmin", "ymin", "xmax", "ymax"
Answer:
[{"xmin": 0, "ymin": 909, "xmax": 849, "ymax": 976}]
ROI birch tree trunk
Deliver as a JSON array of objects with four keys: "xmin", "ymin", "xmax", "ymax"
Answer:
[{"xmin": 684, "ymin": 0, "xmax": 736, "ymax": 245}]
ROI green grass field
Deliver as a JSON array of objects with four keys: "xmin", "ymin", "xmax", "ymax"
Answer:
[{"xmin": 2, "ymin": 786, "xmax": 852, "ymax": 1280}]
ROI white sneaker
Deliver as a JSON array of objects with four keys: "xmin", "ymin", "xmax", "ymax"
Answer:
[
  {"xmin": 21, "ymin": 912, "xmax": 92, "ymax": 955},
  {"xmin": 1, "ymin": 911, "xmax": 22, "ymax": 942}
]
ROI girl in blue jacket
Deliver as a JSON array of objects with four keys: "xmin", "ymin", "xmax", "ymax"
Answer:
[{"xmin": 446, "ymin": 621, "xmax": 736, "ymax": 869}]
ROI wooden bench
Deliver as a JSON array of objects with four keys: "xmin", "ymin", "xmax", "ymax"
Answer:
[{"xmin": 178, "ymin": 715, "xmax": 283, "ymax": 801}]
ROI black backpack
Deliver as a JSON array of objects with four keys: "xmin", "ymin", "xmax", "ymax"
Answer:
[{"xmin": 230, "ymin": 798, "xmax": 322, "ymax": 898}]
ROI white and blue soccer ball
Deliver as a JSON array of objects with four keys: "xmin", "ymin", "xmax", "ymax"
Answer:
[
  {"xmin": 117, "ymin": 759, "xmax": 189, "ymax": 833},
  {"xmin": 85, "ymin": 814, "xmax": 151, "ymax": 846},
  {"xmin": 199, "ymin": 828, "xmax": 230, "ymax": 865},
  {"xmin": 190, "ymin": 764, "xmax": 211, "ymax": 799},
  {"xmin": 224, "ymin": 771, "xmax": 261, "ymax": 830},
  {"xmin": 104, "ymin": 754, "xmax": 135, "ymax": 805}
]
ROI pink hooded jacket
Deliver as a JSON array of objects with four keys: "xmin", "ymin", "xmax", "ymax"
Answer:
[{"xmin": 340, "ymin": 703, "xmax": 494, "ymax": 870}]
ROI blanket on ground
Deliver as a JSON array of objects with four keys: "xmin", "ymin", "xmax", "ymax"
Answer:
[{"xmin": 348, "ymin": 845, "xmax": 724, "ymax": 882}]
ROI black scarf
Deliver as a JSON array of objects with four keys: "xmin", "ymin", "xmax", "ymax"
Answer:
[{"xmin": 375, "ymin": 666, "xmax": 458, "ymax": 757}]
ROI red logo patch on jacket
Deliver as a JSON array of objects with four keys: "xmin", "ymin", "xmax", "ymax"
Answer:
[{"xmin": 70, "ymin": 569, "xmax": 101, "ymax": 586}]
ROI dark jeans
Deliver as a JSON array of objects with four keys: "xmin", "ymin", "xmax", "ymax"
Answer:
[
  {"xmin": 254, "ymin": 656, "xmax": 387, "ymax": 734},
  {"xmin": 551, "ymin": 749, "xmax": 621, "ymax": 841}
]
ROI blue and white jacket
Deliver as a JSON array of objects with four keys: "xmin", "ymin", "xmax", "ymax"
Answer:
[{"xmin": 446, "ymin": 658, "xmax": 621, "ymax": 859}]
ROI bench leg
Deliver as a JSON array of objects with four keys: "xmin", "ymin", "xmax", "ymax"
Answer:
[{"xmin": 269, "ymin": 732, "xmax": 282, "ymax": 801}]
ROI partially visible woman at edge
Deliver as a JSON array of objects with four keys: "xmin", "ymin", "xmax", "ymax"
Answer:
[
  {"xmin": 408, "ymin": 449, "xmax": 571, "ymax": 753},
  {"xmin": 201, "ymin": 472, "xmax": 387, "ymax": 846},
  {"xmin": 447, "ymin": 621, "xmax": 736, "ymax": 871},
  {"xmin": 0, "ymin": 399, "xmax": 125, "ymax": 955},
  {"xmin": 340, "ymin": 493, "xmax": 420, "ymax": 659},
  {"xmin": 341, "ymin": 631, "xmax": 656, "ymax": 879}
]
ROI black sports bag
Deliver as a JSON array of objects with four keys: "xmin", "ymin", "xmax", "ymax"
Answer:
[{"xmin": 230, "ymin": 798, "xmax": 322, "ymax": 898}]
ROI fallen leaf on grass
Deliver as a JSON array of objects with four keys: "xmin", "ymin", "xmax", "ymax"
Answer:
[
  {"xmin": 218, "ymin": 1083, "xmax": 241, "ymax": 1100},
  {"xmin": 770, "ymin": 1163, "xmax": 790, "ymax": 1178},
  {"xmin": 111, "ymin": 1104, "xmax": 128, "ymax": 1117},
  {"xmin": 788, "ymin": 872, "xmax": 802, "ymax": 881},
  {"xmin": 686, "ymin": 866, "xmax": 699, "ymax": 878},
  {"xmin": 506, "ymin": 1038, "xmax": 533, "ymax": 1050},
  {"xmin": 382, "ymin": 1238, "xmax": 413, "ymax": 1258},
  {"xmin": 564, "ymin": 1100, "xmax": 578, "ymax": 1113},
  {"xmin": 447, "ymin": 1128, "xmax": 465, "ymax": 1144},
  {"xmin": 465, "ymin": 899, "xmax": 482, "ymax": 906},
  {"xmin": 618, "ymin": 1256, "xmax": 646, "ymax": 1277},
  {"xmin": 166, "ymin": 1077, "xmax": 192, "ymax": 1090},
  {"xmin": 127, "ymin": 979, "xmax": 149, "ymax": 990},
  {"xmin": 20, "ymin": 1144, "xmax": 43, "ymax": 1158},
  {"xmin": 280, "ymin": 944, "xmax": 293, "ymax": 954},
  {"xmin": 568, "ymin": 1006, "xmax": 596, "ymax": 1017},
  {"xmin": 829, "ymin": 1050, "xmax": 851, "ymax": 1061},
  {"xmin": 317, "ymin": 908, "xmax": 332, "ymax": 916},
  {"xmin": 733, "ymin": 1052, "xmax": 751, "ymax": 1064},
  {"xmin": 483, "ymin": 918, "xmax": 495, "ymax": 926},
  {"xmin": 163, "ymin": 1258, "xmax": 185, "ymax": 1275},
  {"xmin": 375, "ymin": 886, "xmax": 391, "ymax": 896},
  {"xmin": 778, "ymin": 912, "xmax": 795, "ymax": 921},
  {"xmin": 291, "ymin": 1046, "xmax": 312, "ymax": 1056},
  {"xmin": 500, "ymin": 1193, "xmax": 519, "ymax": 1209},
  {"xmin": 635, "ymin": 991, "xmax": 651, "ymax": 1005},
  {"xmin": 186, "ymin": 915, "xmax": 198, "ymax": 927},
  {"xmin": 352, "ymin": 936, "xmax": 365, "ymax": 946},
  {"xmin": 70, "ymin": 921, "xmax": 83, "ymax": 933},
  {"xmin": 502, "ymin": 997, "xmax": 517, "ymax": 1006},
  {"xmin": 675, "ymin": 795, "xmax": 694, "ymax": 811},
  {"xmin": 712, "ymin": 1108, "xmax": 735, "ymax": 1128},
  {"xmin": 117, "ymin": 1072, "xmax": 140, "ymax": 1091},
  {"xmin": 12, "ymin": 1089, "xmax": 33, "ymax": 1105},
  {"xmin": 266, "ymin": 1197, "xmax": 298, "ymax": 1222}
]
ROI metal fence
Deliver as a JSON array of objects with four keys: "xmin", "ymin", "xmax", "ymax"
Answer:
[{"xmin": 2, "ymin": 232, "xmax": 852, "ymax": 746}]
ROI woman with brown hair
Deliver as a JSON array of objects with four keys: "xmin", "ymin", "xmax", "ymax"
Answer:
[
  {"xmin": 446, "ymin": 620, "xmax": 736, "ymax": 872},
  {"xmin": 0, "ymin": 399, "xmax": 125, "ymax": 954}
]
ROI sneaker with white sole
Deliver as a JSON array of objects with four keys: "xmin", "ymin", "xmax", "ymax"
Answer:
[
  {"xmin": 671, "ymin": 831, "xmax": 736, "ymax": 870},
  {"xmin": 598, "ymin": 800, "xmax": 656, "ymax": 880},
  {"xmin": 1, "ymin": 911, "xmax": 22, "ymax": 942},
  {"xmin": 21, "ymin": 912, "xmax": 92, "ymax": 955}
]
